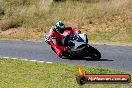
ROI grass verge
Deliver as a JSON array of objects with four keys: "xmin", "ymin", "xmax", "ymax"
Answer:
[{"xmin": 0, "ymin": 58, "xmax": 132, "ymax": 88}]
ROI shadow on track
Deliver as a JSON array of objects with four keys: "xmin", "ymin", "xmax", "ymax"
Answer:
[{"xmin": 62, "ymin": 57, "xmax": 113, "ymax": 61}]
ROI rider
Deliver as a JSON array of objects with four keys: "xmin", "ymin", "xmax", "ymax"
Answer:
[{"xmin": 49, "ymin": 21, "xmax": 80, "ymax": 58}]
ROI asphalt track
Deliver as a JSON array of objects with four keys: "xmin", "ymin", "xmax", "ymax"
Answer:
[{"xmin": 0, "ymin": 40, "xmax": 132, "ymax": 72}]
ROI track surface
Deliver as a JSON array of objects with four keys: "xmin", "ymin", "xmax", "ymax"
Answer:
[{"xmin": 0, "ymin": 40, "xmax": 132, "ymax": 72}]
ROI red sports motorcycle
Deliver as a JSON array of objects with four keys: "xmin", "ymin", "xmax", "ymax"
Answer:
[{"xmin": 44, "ymin": 29, "xmax": 101, "ymax": 60}]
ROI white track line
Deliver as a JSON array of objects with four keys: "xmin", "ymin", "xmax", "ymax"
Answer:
[
  {"xmin": 46, "ymin": 62, "xmax": 53, "ymax": 64},
  {"xmin": 11, "ymin": 58, "xmax": 17, "ymax": 59},
  {"xmin": 29, "ymin": 60, "xmax": 37, "ymax": 62},
  {"xmin": 3, "ymin": 57, "xmax": 10, "ymax": 59},
  {"xmin": 0, "ymin": 57, "xmax": 53, "ymax": 64},
  {"xmin": 38, "ymin": 61, "xmax": 45, "ymax": 63},
  {"xmin": 21, "ymin": 59, "xmax": 28, "ymax": 61}
]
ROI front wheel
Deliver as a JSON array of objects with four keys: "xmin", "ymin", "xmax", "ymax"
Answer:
[{"xmin": 86, "ymin": 46, "xmax": 101, "ymax": 60}]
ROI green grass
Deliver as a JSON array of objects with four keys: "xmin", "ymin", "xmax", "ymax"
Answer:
[{"xmin": 0, "ymin": 58, "xmax": 132, "ymax": 88}]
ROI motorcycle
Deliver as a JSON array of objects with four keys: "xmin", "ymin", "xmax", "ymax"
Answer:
[{"xmin": 44, "ymin": 29, "xmax": 101, "ymax": 60}]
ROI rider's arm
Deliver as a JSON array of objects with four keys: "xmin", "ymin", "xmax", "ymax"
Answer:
[
  {"xmin": 65, "ymin": 26, "xmax": 81, "ymax": 33},
  {"xmin": 72, "ymin": 28, "xmax": 81, "ymax": 33},
  {"xmin": 65, "ymin": 26, "xmax": 72, "ymax": 30},
  {"xmin": 49, "ymin": 30, "xmax": 66, "ymax": 51}
]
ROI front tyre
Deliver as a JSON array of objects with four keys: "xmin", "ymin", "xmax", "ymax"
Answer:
[{"xmin": 87, "ymin": 46, "xmax": 101, "ymax": 60}]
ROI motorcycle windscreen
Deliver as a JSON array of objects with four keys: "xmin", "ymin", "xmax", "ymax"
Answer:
[
  {"xmin": 63, "ymin": 33, "xmax": 86, "ymax": 48},
  {"xmin": 79, "ymin": 33, "xmax": 88, "ymax": 43},
  {"xmin": 73, "ymin": 42, "xmax": 85, "ymax": 50}
]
